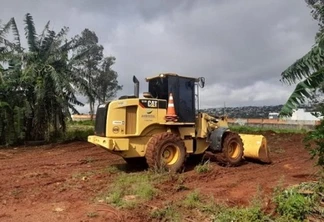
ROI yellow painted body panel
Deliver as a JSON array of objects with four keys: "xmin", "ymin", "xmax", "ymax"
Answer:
[
  {"xmin": 105, "ymin": 98, "xmax": 167, "ymax": 137},
  {"xmin": 88, "ymin": 98, "xmax": 170, "ymax": 158},
  {"xmin": 89, "ymin": 135, "xmax": 158, "ymax": 158},
  {"xmin": 194, "ymin": 138, "xmax": 210, "ymax": 154},
  {"xmin": 88, "ymin": 135, "xmax": 129, "ymax": 151}
]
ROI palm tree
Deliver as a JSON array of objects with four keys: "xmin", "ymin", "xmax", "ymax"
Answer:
[
  {"xmin": 1, "ymin": 13, "xmax": 94, "ymax": 142},
  {"xmin": 0, "ymin": 17, "xmax": 25, "ymax": 145},
  {"xmin": 280, "ymin": 0, "xmax": 324, "ymax": 116},
  {"xmin": 21, "ymin": 13, "xmax": 95, "ymax": 140},
  {"xmin": 280, "ymin": 36, "xmax": 324, "ymax": 116}
]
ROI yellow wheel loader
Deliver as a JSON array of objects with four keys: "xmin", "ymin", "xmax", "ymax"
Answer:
[{"xmin": 88, "ymin": 73, "xmax": 271, "ymax": 172}]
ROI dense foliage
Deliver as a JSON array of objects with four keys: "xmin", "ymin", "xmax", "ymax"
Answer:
[
  {"xmin": 280, "ymin": 0, "xmax": 324, "ymax": 116},
  {"xmin": 0, "ymin": 13, "xmax": 122, "ymax": 145},
  {"xmin": 304, "ymin": 105, "xmax": 324, "ymax": 167},
  {"xmin": 280, "ymin": 0, "xmax": 324, "ymax": 166}
]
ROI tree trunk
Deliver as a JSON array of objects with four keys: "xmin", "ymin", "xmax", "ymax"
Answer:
[
  {"xmin": 90, "ymin": 101, "xmax": 94, "ymax": 121},
  {"xmin": 0, "ymin": 113, "xmax": 5, "ymax": 145}
]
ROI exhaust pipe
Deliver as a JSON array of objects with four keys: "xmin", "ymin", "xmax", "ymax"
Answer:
[{"xmin": 133, "ymin": 75, "xmax": 139, "ymax": 98}]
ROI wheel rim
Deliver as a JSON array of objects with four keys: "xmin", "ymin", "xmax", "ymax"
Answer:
[
  {"xmin": 228, "ymin": 140, "xmax": 240, "ymax": 159},
  {"xmin": 161, "ymin": 143, "xmax": 180, "ymax": 165}
]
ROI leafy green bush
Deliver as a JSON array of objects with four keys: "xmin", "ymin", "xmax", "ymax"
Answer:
[
  {"xmin": 0, "ymin": 106, "xmax": 26, "ymax": 146},
  {"xmin": 273, "ymin": 181, "xmax": 324, "ymax": 221},
  {"xmin": 68, "ymin": 120, "xmax": 94, "ymax": 126},
  {"xmin": 304, "ymin": 118, "xmax": 324, "ymax": 167},
  {"xmin": 274, "ymin": 189, "xmax": 311, "ymax": 220},
  {"xmin": 64, "ymin": 128, "xmax": 94, "ymax": 142},
  {"xmin": 49, "ymin": 128, "xmax": 94, "ymax": 143}
]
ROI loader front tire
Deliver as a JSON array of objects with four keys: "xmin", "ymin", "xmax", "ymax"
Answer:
[
  {"xmin": 221, "ymin": 132, "xmax": 244, "ymax": 166},
  {"xmin": 145, "ymin": 132, "xmax": 186, "ymax": 173}
]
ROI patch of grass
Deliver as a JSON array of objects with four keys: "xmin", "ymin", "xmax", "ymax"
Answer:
[
  {"xmin": 150, "ymin": 204, "xmax": 181, "ymax": 222},
  {"xmin": 202, "ymin": 191, "xmax": 270, "ymax": 222},
  {"xmin": 103, "ymin": 171, "xmax": 162, "ymax": 209},
  {"xmin": 230, "ymin": 125, "xmax": 308, "ymax": 134},
  {"xmin": 178, "ymin": 187, "xmax": 272, "ymax": 222},
  {"xmin": 68, "ymin": 120, "xmax": 95, "ymax": 126},
  {"xmin": 97, "ymin": 164, "xmax": 323, "ymax": 221},
  {"xmin": 213, "ymin": 204, "xmax": 270, "ymax": 222},
  {"xmin": 194, "ymin": 159, "xmax": 212, "ymax": 173},
  {"xmin": 182, "ymin": 190, "xmax": 202, "ymax": 209},
  {"xmin": 64, "ymin": 128, "xmax": 94, "ymax": 142},
  {"xmin": 87, "ymin": 212, "xmax": 99, "ymax": 218},
  {"xmin": 167, "ymin": 173, "xmax": 189, "ymax": 192}
]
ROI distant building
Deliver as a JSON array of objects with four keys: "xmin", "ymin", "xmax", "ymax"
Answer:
[
  {"xmin": 289, "ymin": 108, "xmax": 322, "ymax": 121},
  {"xmin": 268, "ymin": 112, "xmax": 279, "ymax": 119},
  {"xmin": 71, "ymin": 114, "xmax": 94, "ymax": 121}
]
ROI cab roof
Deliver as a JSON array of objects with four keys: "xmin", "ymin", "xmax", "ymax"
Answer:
[{"xmin": 145, "ymin": 72, "xmax": 199, "ymax": 82}]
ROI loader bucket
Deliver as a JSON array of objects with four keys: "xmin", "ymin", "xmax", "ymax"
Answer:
[{"xmin": 239, "ymin": 134, "xmax": 271, "ymax": 163}]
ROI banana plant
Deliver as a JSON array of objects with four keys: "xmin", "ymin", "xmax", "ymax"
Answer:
[
  {"xmin": 280, "ymin": 0, "xmax": 324, "ymax": 116},
  {"xmin": 280, "ymin": 33, "xmax": 324, "ymax": 116},
  {"xmin": 0, "ymin": 13, "xmax": 96, "ymax": 142}
]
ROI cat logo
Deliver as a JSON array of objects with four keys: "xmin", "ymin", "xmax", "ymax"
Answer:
[{"xmin": 148, "ymin": 100, "xmax": 157, "ymax": 108}]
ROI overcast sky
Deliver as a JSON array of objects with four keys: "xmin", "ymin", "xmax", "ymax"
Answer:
[{"xmin": 0, "ymin": 0, "xmax": 319, "ymax": 113}]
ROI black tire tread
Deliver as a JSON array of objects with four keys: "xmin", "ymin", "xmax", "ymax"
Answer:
[
  {"xmin": 145, "ymin": 132, "xmax": 186, "ymax": 172},
  {"xmin": 221, "ymin": 132, "xmax": 244, "ymax": 166}
]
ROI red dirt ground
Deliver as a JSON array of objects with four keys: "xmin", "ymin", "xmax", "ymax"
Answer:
[{"xmin": 0, "ymin": 132, "xmax": 320, "ymax": 222}]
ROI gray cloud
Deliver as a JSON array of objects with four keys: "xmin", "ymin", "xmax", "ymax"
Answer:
[{"xmin": 0, "ymin": 0, "xmax": 320, "ymax": 113}]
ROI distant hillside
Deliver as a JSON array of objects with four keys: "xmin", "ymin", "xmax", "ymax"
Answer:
[{"xmin": 200, "ymin": 105, "xmax": 283, "ymax": 118}]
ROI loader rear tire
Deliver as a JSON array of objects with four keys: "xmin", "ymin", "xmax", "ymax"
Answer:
[
  {"xmin": 145, "ymin": 132, "xmax": 186, "ymax": 173},
  {"xmin": 221, "ymin": 132, "xmax": 244, "ymax": 166}
]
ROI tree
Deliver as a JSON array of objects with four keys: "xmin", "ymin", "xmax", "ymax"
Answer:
[
  {"xmin": 73, "ymin": 29, "xmax": 103, "ymax": 120},
  {"xmin": 95, "ymin": 56, "xmax": 122, "ymax": 104},
  {"xmin": 0, "ymin": 13, "xmax": 93, "ymax": 143},
  {"xmin": 306, "ymin": 0, "xmax": 324, "ymax": 40},
  {"xmin": 21, "ymin": 14, "xmax": 92, "ymax": 140},
  {"xmin": 280, "ymin": 0, "xmax": 324, "ymax": 116},
  {"xmin": 280, "ymin": 1, "xmax": 324, "ymax": 167},
  {"xmin": 0, "ymin": 17, "xmax": 25, "ymax": 145},
  {"xmin": 0, "ymin": 13, "xmax": 120, "ymax": 145}
]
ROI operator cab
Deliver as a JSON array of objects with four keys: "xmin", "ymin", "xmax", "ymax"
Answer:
[{"xmin": 145, "ymin": 73, "xmax": 205, "ymax": 123}]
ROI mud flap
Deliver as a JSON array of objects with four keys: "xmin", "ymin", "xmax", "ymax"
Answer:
[{"xmin": 208, "ymin": 127, "xmax": 229, "ymax": 152}]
